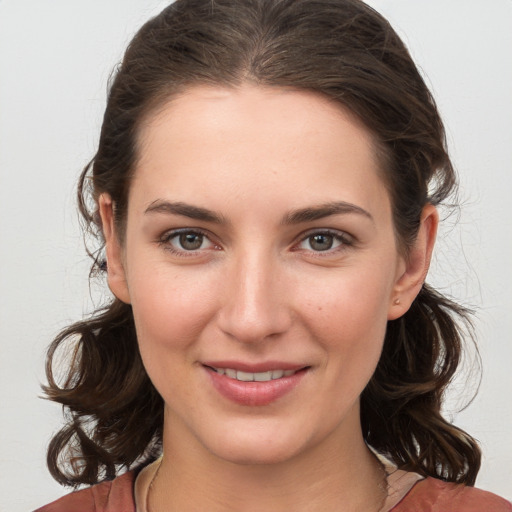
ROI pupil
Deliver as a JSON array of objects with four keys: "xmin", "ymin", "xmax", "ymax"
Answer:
[
  {"xmin": 310, "ymin": 234, "xmax": 333, "ymax": 251},
  {"xmin": 180, "ymin": 233, "xmax": 203, "ymax": 250}
]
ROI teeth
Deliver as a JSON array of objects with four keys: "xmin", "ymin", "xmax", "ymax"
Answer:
[
  {"xmin": 271, "ymin": 369, "xmax": 284, "ymax": 379},
  {"xmin": 254, "ymin": 371, "xmax": 272, "ymax": 382},
  {"xmin": 236, "ymin": 370, "xmax": 254, "ymax": 382},
  {"xmin": 213, "ymin": 367, "xmax": 298, "ymax": 381}
]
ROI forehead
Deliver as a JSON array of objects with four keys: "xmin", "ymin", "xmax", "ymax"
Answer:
[
  {"xmin": 138, "ymin": 84, "xmax": 379, "ymax": 159},
  {"xmin": 132, "ymin": 84, "xmax": 390, "ymax": 218}
]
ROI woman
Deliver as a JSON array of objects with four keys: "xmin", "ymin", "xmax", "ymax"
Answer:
[{"xmin": 36, "ymin": 0, "xmax": 511, "ymax": 510}]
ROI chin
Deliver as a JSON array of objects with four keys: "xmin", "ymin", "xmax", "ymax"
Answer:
[
  {"xmin": 201, "ymin": 418, "xmax": 318, "ymax": 467},
  {"xmin": 211, "ymin": 439, "xmax": 304, "ymax": 467}
]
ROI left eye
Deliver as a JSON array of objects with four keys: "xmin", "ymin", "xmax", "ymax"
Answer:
[
  {"xmin": 298, "ymin": 232, "xmax": 346, "ymax": 252},
  {"xmin": 166, "ymin": 231, "xmax": 215, "ymax": 251}
]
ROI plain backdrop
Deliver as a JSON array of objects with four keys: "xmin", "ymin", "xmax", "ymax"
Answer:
[{"xmin": 0, "ymin": 1, "xmax": 511, "ymax": 510}]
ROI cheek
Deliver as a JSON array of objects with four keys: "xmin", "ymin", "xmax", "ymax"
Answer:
[
  {"xmin": 127, "ymin": 265, "xmax": 221, "ymax": 409},
  {"xmin": 301, "ymin": 264, "xmax": 393, "ymax": 334},
  {"xmin": 298, "ymin": 264, "xmax": 393, "ymax": 375},
  {"xmin": 127, "ymin": 264, "xmax": 218, "ymax": 362}
]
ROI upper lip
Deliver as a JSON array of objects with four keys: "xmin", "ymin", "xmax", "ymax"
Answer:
[{"xmin": 201, "ymin": 361, "xmax": 308, "ymax": 373}]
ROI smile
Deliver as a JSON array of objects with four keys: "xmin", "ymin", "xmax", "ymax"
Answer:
[
  {"xmin": 204, "ymin": 363, "xmax": 309, "ymax": 405},
  {"xmin": 210, "ymin": 367, "xmax": 298, "ymax": 382}
]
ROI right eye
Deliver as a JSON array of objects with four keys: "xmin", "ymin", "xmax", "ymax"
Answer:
[{"xmin": 159, "ymin": 229, "xmax": 217, "ymax": 255}]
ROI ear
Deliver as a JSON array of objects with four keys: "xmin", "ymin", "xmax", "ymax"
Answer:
[
  {"xmin": 99, "ymin": 194, "xmax": 131, "ymax": 304},
  {"xmin": 387, "ymin": 204, "xmax": 438, "ymax": 320}
]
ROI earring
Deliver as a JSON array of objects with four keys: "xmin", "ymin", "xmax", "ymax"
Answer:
[{"xmin": 393, "ymin": 298, "xmax": 401, "ymax": 305}]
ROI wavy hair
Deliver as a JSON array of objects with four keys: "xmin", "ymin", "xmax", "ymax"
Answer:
[{"xmin": 44, "ymin": 0, "xmax": 481, "ymax": 487}]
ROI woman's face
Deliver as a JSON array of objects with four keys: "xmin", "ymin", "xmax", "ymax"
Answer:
[{"xmin": 102, "ymin": 85, "xmax": 431, "ymax": 465}]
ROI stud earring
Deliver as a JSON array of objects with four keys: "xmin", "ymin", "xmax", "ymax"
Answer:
[{"xmin": 393, "ymin": 298, "xmax": 401, "ymax": 305}]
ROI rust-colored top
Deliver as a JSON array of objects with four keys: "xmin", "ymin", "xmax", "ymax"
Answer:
[{"xmin": 35, "ymin": 470, "xmax": 512, "ymax": 512}]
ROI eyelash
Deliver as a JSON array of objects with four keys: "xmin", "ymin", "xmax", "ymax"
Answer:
[{"xmin": 157, "ymin": 228, "xmax": 354, "ymax": 257}]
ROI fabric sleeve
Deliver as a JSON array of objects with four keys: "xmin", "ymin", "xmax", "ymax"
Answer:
[
  {"xmin": 392, "ymin": 477, "xmax": 512, "ymax": 512},
  {"xmin": 33, "ymin": 471, "xmax": 136, "ymax": 512}
]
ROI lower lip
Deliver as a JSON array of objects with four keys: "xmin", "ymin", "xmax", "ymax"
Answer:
[{"xmin": 205, "ymin": 367, "xmax": 308, "ymax": 406}]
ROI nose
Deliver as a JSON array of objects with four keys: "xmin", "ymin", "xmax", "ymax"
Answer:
[{"xmin": 216, "ymin": 251, "xmax": 292, "ymax": 344}]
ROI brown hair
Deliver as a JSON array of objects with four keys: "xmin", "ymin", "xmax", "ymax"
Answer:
[{"xmin": 44, "ymin": 0, "xmax": 481, "ymax": 487}]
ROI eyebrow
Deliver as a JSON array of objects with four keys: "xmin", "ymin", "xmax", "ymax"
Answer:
[
  {"xmin": 282, "ymin": 201, "xmax": 374, "ymax": 224},
  {"xmin": 144, "ymin": 199, "xmax": 373, "ymax": 225},
  {"xmin": 144, "ymin": 200, "xmax": 226, "ymax": 224}
]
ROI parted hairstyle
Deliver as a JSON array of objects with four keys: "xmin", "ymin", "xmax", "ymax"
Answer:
[{"xmin": 44, "ymin": 0, "xmax": 481, "ymax": 487}]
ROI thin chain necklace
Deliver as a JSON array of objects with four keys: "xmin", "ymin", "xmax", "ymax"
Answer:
[
  {"xmin": 145, "ymin": 455, "xmax": 389, "ymax": 512},
  {"xmin": 145, "ymin": 456, "xmax": 164, "ymax": 512}
]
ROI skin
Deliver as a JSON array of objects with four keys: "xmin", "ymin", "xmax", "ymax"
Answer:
[{"xmin": 100, "ymin": 84, "xmax": 438, "ymax": 511}]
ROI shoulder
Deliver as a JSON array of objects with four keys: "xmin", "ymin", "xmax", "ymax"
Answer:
[
  {"xmin": 393, "ymin": 477, "xmax": 512, "ymax": 512},
  {"xmin": 33, "ymin": 471, "xmax": 136, "ymax": 512}
]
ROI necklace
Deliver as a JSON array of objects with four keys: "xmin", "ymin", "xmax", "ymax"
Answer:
[
  {"xmin": 144, "ymin": 456, "xmax": 164, "ymax": 512},
  {"xmin": 143, "ymin": 455, "xmax": 391, "ymax": 512}
]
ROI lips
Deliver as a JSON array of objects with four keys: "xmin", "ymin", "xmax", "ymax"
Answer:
[{"xmin": 203, "ymin": 362, "xmax": 309, "ymax": 406}]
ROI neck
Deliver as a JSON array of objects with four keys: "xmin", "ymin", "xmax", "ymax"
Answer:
[{"xmin": 149, "ymin": 407, "xmax": 387, "ymax": 512}]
